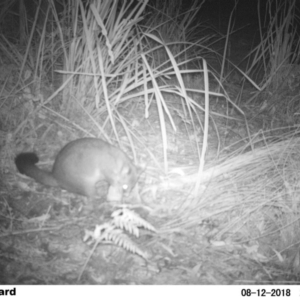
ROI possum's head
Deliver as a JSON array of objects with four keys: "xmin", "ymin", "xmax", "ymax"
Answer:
[
  {"xmin": 120, "ymin": 163, "xmax": 138, "ymax": 192},
  {"xmin": 107, "ymin": 162, "xmax": 141, "ymax": 202}
]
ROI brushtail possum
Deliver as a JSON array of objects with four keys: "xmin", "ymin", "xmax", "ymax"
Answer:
[{"xmin": 15, "ymin": 138, "xmax": 138, "ymax": 202}]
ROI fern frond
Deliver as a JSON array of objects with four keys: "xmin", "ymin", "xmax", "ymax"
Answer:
[{"xmin": 112, "ymin": 208, "xmax": 157, "ymax": 235}]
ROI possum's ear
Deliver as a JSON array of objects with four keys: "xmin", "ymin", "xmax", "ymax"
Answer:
[{"xmin": 135, "ymin": 162, "xmax": 146, "ymax": 179}]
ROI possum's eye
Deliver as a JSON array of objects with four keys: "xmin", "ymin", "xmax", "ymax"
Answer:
[{"xmin": 122, "ymin": 184, "xmax": 129, "ymax": 190}]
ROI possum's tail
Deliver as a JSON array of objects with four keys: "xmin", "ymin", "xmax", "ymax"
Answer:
[{"xmin": 15, "ymin": 153, "xmax": 58, "ymax": 187}]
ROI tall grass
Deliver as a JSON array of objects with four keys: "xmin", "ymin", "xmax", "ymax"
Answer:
[
  {"xmin": 246, "ymin": 0, "xmax": 300, "ymax": 103},
  {"xmin": 3, "ymin": 0, "xmax": 225, "ymax": 176}
]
